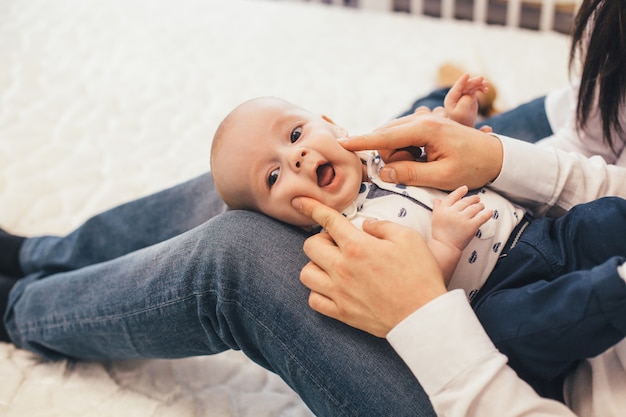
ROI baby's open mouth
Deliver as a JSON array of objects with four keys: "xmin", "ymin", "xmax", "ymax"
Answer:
[{"xmin": 316, "ymin": 163, "xmax": 335, "ymax": 187}]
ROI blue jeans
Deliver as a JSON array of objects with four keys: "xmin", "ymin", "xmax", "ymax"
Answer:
[
  {"xmin": 5, "ymin": 173, "xmax": 435, "ymax": 417},
  {"xmin": 3, "ymin": 91, "xmax": 554, "ymax": 416},
  {"xmin": 399, "ymin": 88, "xmax": 553, "ymax": 142},
  {"xmin": 473, "ymin": 197, "xmax": 626, "ymax": 400}
]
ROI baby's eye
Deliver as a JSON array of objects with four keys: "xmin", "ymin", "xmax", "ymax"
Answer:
[
  {"xmin": 268, "ymin": 168, "xmax": 279, "ymax": 188},
  {"xmin": 290, "ymin": 126, "xmax": 302, "ymax": 143}
]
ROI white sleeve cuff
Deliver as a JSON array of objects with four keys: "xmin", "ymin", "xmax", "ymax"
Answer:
[
  {"xmin": 387, "ymin": 290, "xmax": 499, "ymax": 395},
  {"xmin": 489, "ymin": 135, "xmax": 560, "ymax": 212}
]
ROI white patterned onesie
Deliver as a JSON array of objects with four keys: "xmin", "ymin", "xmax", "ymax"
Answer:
[{"xmin": 342, "ymin": 153, "xmax": 526, "ymax": 298}]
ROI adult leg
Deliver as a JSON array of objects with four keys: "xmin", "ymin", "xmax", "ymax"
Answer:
[
  {"xmin": 473, "ymin": 197, "xmax": 626, "ymax": 398},
  {"xmin": 477, "ymin": 96, "xmax": 553, "ymax": 143},
  {"xmin": 19, "ymin": 172, "xmax": 227, "ymax": 276},
  {"xmin": 0, "ymin": 275, "xmax": 14, "ymax": 341},
  {"xmin": 6, "ymin": 211, "xmax": 435, "ymax": 417}
]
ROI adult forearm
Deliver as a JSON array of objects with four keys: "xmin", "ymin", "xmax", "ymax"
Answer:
[{"xmin": 490, "ymin": 136, "xmax": 626, "ymax": 216}]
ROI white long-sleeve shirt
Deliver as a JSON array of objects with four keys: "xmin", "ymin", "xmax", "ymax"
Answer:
[
  {"xmin": 387, "ymin": 135, "xmax": 626, "ymax": 417},
  {"xmin": 541, "ymin": 82, "xmax": 626, "ymax": 166}
]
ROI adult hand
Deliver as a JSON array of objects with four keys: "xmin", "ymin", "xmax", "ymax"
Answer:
[
  {"xmin": 294, "ymin": 197, "xmax": 447, "ymax": 338},
  {"xmin": 341, "ymin": 111, "xmax": 503, "ymax": 190}
]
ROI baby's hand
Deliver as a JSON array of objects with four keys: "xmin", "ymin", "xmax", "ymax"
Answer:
[
  {"xmin": 427, "ymin": 185, "xmax": 492, "ymax": 285},
  {"xmin": 431, "ymin": 185, "xmax": 493, "ymax": 252},
  {"xmin": 444, "ymin": 74, "xmax": 489, "ymax": 127}
]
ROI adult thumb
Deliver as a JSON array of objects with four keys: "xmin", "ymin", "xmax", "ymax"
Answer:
[
  {"xmin": 379, "ymin": 160, "xmax": 456, "ymax": 190},
  {"xmin": 378, "ymin": 160, "xmax": 429, "ymax": 187},
  {"xmin": 361, "ymin": 217, "xmax": 401, "ymax": 241}
]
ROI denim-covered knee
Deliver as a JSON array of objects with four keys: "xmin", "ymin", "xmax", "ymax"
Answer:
[
  {"xmin": 189, "ymin": 210, "xmax": 310, "ymax": 299},
  {"xmin": 185, "ymin": 210, "xmax": 313, "ymax": 355}
]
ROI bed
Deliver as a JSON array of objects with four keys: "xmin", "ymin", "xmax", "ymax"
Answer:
[{"xmin": 0, "ymin": 0, "xmax": 574, "ymax": 415}]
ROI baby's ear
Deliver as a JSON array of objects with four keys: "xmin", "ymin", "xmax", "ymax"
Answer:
[{"xmin": 322, "ymin": 115, "xmax": 348, "ymax": 137}]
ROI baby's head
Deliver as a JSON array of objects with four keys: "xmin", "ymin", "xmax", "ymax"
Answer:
[{"xmin": 210, "ymin": 97, "xmax": 364, "ymax": 226}]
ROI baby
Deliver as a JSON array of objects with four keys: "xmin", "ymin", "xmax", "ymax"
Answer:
[
  {"xmin": 210, "ymin": 77, "xmax": 626, "ymax": 400},
  {"xmin": 210, "ymin": 75, "xmax": 509, "ymax": 290}
]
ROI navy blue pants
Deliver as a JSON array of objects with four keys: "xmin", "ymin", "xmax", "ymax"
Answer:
[{"xmin": 472, "ymin": 197, "xmax": 626, "ymax": 400}]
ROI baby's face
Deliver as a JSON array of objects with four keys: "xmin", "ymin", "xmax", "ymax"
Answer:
[{"xmin": 212, "ymin": 98, "xmax": 363, "ymax": 226}]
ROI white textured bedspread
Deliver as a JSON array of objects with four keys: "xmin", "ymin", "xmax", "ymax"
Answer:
[{"xmin": 0, "ymin": 0, "xmax": 569, "ymax": 415}]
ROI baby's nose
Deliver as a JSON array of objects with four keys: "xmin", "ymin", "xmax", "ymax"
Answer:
[{"xmin": 292, "ymin": 149, "xmax": 308, "ymax": 169}]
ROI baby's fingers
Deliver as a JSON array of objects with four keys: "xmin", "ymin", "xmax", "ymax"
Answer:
[
  {"xmin": 462, "ymin": 200, "xmax": 487, "ymax": 217},
  {"xmin": 441, "ymin": 185, "xmax": 469, "ymax": 206},
  {"xmin": 465, "ymin": 76, "xmax": 489, "ymax": 93},
  {"xmin": 471, "ymin": 207, "xmax": 493, "ymax": 227}
]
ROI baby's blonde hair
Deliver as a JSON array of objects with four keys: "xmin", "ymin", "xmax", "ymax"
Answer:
[
  {"xmin": 210, "ymin": 106, "xmax": 251, "ymax": 210},
  {"xmin": 210, "ymin": 97, "xmax": 287, "ymax": 211}
]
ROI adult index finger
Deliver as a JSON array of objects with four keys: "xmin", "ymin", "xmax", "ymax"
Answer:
[
  {"xmin": 340, "ymin": 114, "xmax": 432, "ymax": 153},
  {"xmin": 293, "ymin": 197, "xmax": 359, "ymax": 246}
]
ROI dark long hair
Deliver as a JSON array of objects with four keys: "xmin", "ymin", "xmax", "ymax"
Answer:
[{"xmin": 570, "ymin": 0, "xmax": 626, "ymax": 153}]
